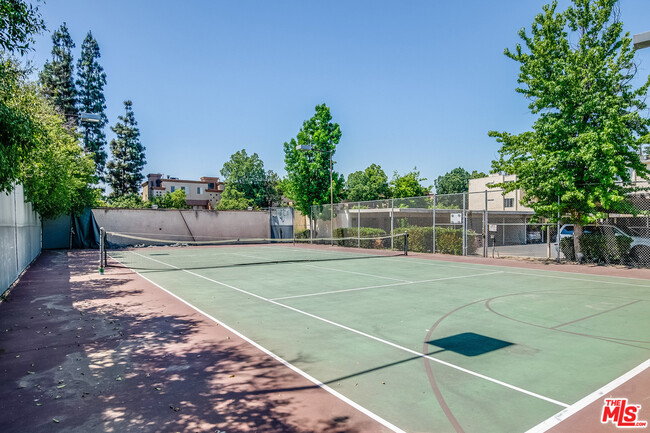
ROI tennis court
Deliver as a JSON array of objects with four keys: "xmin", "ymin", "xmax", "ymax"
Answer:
[{"xmin": 103, "ymin": 235, "xmax": 650, "ymax": 433}]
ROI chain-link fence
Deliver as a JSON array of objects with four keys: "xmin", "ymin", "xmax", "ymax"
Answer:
[{"xmin": 303, "ymin": 186, "xmax": 650, "ymax": 268}]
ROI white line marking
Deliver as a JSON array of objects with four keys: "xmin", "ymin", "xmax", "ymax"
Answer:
[
  {"xmin": 303, "ymin": 264, "xmax": 412, "ymax": 282},
  {"xmin": 387, "ymin": 256, "xmax": 650, "ymax": 287},
  {"xmin": 525, "ymin": 358, "xmax": 650, "ymax": 432},
  {"xmin": 270, "ymin": 271, "xmax": 505, "ymax": 301},
  {"xmin": 129, "ymin": 252, "xmax": 569, "ymax": 408},
  {"xmin": 506, "ymin": 271, "xmax": 650, "ymax": 289},
  {"xmin": 110, "ymin": 254, "xmax": 406, "ymax": 433},
  {"xmin": 231, "ymin": 252, "xmax": 410, "ymax": 282}
]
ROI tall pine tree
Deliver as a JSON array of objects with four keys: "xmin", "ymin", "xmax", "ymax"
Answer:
[
  {"xmin": 76, "ymin": 31, "xmax": 108, "ymax": 181},
  {"xmin": 106, "ymin": 101, "xmax": 146, "ymax": 198},
  {"xmin": 39, "ymin": 22, "xmax": 77, "ymax": 129}
]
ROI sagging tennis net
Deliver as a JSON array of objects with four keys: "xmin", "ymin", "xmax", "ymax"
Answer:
[{"xmin": 99, "ymin": 230, "xmax": 408, "ymax": 272}]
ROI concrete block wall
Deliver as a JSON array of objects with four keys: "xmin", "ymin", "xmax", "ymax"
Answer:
[{"xmin": 92, "ymin": 208, "xmax": 271, "ymax": 242}]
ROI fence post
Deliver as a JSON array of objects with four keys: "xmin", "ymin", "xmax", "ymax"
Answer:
[
  {"xmin": 310, "ymin": 206, "xmax": 313, "ymax": 244},
  {"xmin": 433, "ymin": 194, "xmax": 436, "ymax": 254},
  {"xmin": 358, "ymin": 202, "xmax": 361, "ymax": 248},
  {"xmin": 463, "ymin": 192, "xmax": 467, "ymax": 256},
  {"xmin": 484, "ymin": 190, "xmax": 488, "ymax": 258},
  {"xmin": 391, "ymin": 198, "xmax": 394, "ymax": 250},
  {"xmin": 556, "ymin": 195, "xmax": 561, "ymax": 262}
]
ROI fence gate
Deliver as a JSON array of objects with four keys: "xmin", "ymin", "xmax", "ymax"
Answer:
[{"xmin": 270, "ymin": 207, "xmax": 294, "ymax": 239}]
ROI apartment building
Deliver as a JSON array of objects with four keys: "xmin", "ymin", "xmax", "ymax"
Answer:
[
  {"xmin": 469, "ymin": 158, "xmax": 650, "ymax": 212},
  {"xmin": 142, "ymin": 173, "xmax": 224, "ymax": 210},
  {"xmin": 468, "ymin": 173, "xmax": 533, "ymax": 212}
]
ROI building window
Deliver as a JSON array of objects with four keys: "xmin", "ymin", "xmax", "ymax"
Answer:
[
  {"xmin": 504, "ymin": 198, "xmax": 514, "ymax": 208},
  {"xmin": 197, "ymin": 187, "xmax": 202, "ymax": 194},
  {"xmin": 208, "ymin": 182, "xmax": 215, "ymax": 189},
  {"xmin": 181, "ymin": 186, "xmax": 186, "ymax": 192},
  {"xmin": 171, "ymin": 186, "xmax": 175, "ymax": 192}
]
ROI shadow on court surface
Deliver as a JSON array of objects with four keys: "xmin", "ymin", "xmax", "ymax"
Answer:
[
  {"xmin": 0, "ymin": 250, "xmax": 387, "ymax": 433},
  {"xmin": 427, "ymin": 332, "xmax": 514, "ymax": 357}
]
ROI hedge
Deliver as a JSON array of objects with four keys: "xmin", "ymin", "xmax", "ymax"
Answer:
[
  {"xmin": 334, "ymin": 227, "xmax": 388, "ymax": 248},
  {"xmin": 560, "ymin": 233, "xmax": 632, "ymax": 263},
  {"xmin": 392, "ymin": 226, "xmax": 477, "ymax": 255}
]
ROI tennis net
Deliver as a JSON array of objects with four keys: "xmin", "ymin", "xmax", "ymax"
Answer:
[{"xmin": 99, "ymin": 230, "xmax": 408, "ymax": 272}]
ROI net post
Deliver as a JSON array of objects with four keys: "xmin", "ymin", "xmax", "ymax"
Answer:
[
  {"xmin": 99, "ymin": 227, "xmax": 105, "ymax": 274},
  {"xmin": 403, "ymin": 232, "xmax": 408, "ymax": 255}
]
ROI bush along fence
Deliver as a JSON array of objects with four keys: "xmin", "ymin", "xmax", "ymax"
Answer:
[{"xmin": 303, "ymin": 187, "xmax": 650, "ymax": 268}]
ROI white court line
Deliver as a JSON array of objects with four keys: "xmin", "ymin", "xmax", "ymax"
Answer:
[
  {"xmin": 232, "ymin": 252, "xmax": 410, "ymax": 283},
  {"xmin": 129, "ymin": 251, "xmax": 569, "ymax": 409},
  {"xmin": 505, "ymin": 270, "xmax": 650, "ymax": 289},
  {"xmin": 526, "ymin": 358, "xmax": 650, "ymax": 432},
  {"xmin": 271, "ymin": 271, "xmax": 504, "ymax": 301},
  {"xmin": 383, "ymin": 256, "xmax": 650, "ymax": 289},
  {"xmin": 231, "ymin": 251, "xmax": 412, "ymax": 282},
  {"xmin": 111, "ymin": 253, "xmax": 406, "ymax": 433},
  {"xmin": 303, "ymin": 264, "xmax": 412, "ymax": 282}
]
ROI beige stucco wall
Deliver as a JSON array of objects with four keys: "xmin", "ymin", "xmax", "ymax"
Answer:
[
  {"xmin": 468, "ymin": 174, "xmax": 532, "ymax": 212},
  {"xmin": 92, "ymin": 208, "xmax": 270, "ymax": 241}
]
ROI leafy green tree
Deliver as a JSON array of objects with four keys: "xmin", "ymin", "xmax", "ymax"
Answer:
[
  {"xmin": 0, "ymin": 58, "xmax": 34, "ymax": 191},
  {"xmin": 106, "ymin": 100, "xmax": 146, "ymax": 198},
  {"xmin": 39, "ymin": 22, "xmax": 77, "ymax": 128},
  {"xmin": 390, "ymin": 168, "xmax": 430, "ymax": 198},
  {"xmin": 470, "ymin": 170, "xmax": 487, "ymax": 179},
  {"xmin": 220, "ymin": 149, "xmax": 280, "ymax": 208},
  {"xmin": 283, "ymin": 103, "xmax": 344, "ymax": 215},
  {"xmin": 0, "ymin": 59, "xmax": 96, "ymax": 218},
  {"xmin": 434, "ymin": 168, "xmax": 487, "ymax": 194},
  {"xmin": 76, "ymin": 31, "xmax": 108, "ymax": 181},
  {"xmin": 216, "ymin": 184, "xmax": 254, "ymax": 210},
  {"xmin": 261, "ymin": 170, "xmax": 283, "ymax": 207},
  {"xmin": 107, "ymin": 193, "xmax": 147, "ymax": 209},
  {"xmin": 490, "ymin": 0, "xmax": 650, "ymax": 260},
  {"xmin": 434, "ymin": 167, "xmax": 470, "ymax": 195},
  {"xmin": 346, "ymin": 164, "xmax": 391, "ymax": 201},
  {"xmin": 0, "ymin": 0, "xmax": 45, "ymax": 55},
  {"xmin": 154, "ymin": 189, "xmax": 189, "ymax": 209}
]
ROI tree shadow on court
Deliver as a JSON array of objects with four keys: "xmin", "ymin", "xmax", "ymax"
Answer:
[{"xmin": 0, "ymin": 250, "xmax": 370, "ymax": 433}]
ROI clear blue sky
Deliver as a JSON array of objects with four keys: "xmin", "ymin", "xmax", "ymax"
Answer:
[{"xmin": 25, "ymin": 0, "xmax": 650, "ymax": 188}]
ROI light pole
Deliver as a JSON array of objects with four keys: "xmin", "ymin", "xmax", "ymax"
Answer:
[
  {"xmin": 296, "ymin": 144, "xmax": 334, "ymax": 244},
  {"xmin": 634, "ymin": 31, "xmax": 649, "ymax": 159},
  {"xmin": 633, "ymin": 31, "xmax": 650, "ymax": 50},
  {"xmin": 78, "ymin": 112, "xmax": 102, "ymax": 150}
]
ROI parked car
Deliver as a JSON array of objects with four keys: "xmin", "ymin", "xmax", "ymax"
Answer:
[
  {"xmin": 526, "ymin": 230, "xmax": 542, "ymax": 243},
  {"xmin": 553, "ymin": 224, "xmax": 650, "ymax": 261}
]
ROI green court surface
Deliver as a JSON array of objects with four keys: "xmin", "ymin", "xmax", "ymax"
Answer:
[{"xmin": 109, "ymin": 244, "xmax": 650, "ymax": 433}]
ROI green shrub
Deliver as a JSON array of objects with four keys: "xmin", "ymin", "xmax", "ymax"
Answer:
[
  {"xmin": 333, "ymin": 227, "xmax": 387, "ymax": 248},
  {"xmin": 560, "ymin": 237, "xmax": 575, "ymax": 261},
  {"xmin": 295, "ymin": 229, "xmax": 310, "ymax": 239},
  {"xmin": 560, "ymin": 234, "xmax": 632, "ymax": 263},
  {"xmin": 392, "ymin": 226, "xmax": 432, "ymax": 253},
  {"xmin": 391, "ymin": 226, "xmax": 476, "ymax": 255}
]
